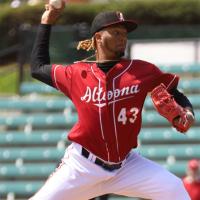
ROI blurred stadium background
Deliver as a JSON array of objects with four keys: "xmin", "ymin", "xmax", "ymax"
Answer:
[{"xmin": 0, "ymin": 0, "xmax": 200, "ymax": 200}]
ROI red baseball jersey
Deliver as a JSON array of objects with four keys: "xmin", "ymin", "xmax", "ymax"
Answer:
[
  {"xmin": 183, "ymin": 178, "xmax": 200, "ymax": 200},
  {"xmin": 51, "ymin": 59, "xmax": 179, "ymax": 162}
]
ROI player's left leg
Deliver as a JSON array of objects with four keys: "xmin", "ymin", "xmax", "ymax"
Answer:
[
  {"xmin": 103, "ymin": 151, "xmax": 190, "ymax": 200},
  {"xmin": 29, "ymin": 143, "xmax": 111, "ymax": 200}
]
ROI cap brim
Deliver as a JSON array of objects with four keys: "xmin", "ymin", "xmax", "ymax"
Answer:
[{"xmin": 101, "ymin": 20, "xmax": 138, "ymax": 33}]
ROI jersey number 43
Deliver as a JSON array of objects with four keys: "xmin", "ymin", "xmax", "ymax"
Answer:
[{"xmin": 117, "ymin": 107, "xmax": 139, "ymax": 125}]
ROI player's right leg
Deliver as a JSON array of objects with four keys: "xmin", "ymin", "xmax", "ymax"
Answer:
[{"xmin": 29, "ymin": 143, "xmax": 110, "ymax": 200}]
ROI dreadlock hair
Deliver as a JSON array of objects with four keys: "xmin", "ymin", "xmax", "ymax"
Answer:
[{"xmin": 77, "ymin": 37, "xmax": 95, "ymax": 51}]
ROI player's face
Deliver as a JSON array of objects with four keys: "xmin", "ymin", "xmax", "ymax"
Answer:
[{"xmin": 96, "ymin": 25, "xmax": 128, "ymax": 59}]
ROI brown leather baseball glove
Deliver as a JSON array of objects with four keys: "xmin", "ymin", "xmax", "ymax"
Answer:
[{"xmin": 151, "ymin": 83, "xmax": 194, "ymax": 133}]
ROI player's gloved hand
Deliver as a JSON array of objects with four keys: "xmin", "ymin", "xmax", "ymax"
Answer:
[
  {"xmin": 172, "ymin": 109, "xmax": 195, "ymax": 133},
  {"xmin": 151, "ymin": 83, "xmax": 195, "ymax": 133}
]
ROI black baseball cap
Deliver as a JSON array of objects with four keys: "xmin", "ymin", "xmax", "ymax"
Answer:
[{"xmin": 91, "ymin": 11, "xmax": 138, "ymax": 36}]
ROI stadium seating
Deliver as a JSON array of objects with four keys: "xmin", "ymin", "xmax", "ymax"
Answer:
[
  {"xmin": 0, "ymin": 147, "xmax": 64, "ymax": 162},
  {"xmin": 0, "ymin": 163, "xmax": 55, "ymax": 178},
  {"xmin": 159, "ymin": 63, "xmax": 200, "ymax": 73},
  {"xmin": 20, "ymin": 82, "xmax": 59, "ymax": 94},
  {"xmin": 0, "ymin": 130, "xmax": 67, "ymax": 144},
  {"xmin": 0, "ymin": 113, "xmax": 77, "ymax": 128},
  {"xmin": 0, "ymin": 96, "xmax": 73, "ymax": 111},
  {"xmin": 0, "ymin": 63, "xmax": 200, "ymax": 200},
  {"xmin": 0, "ymin": 181, "xmax": 43, "ymax": 196},
  {"xmin": 140, "ymin": 127, "xmax": 200, "ymax": 142},
  {"xmin": 138, "ymin": 144, "xmax": 200, "ymax": 159}
]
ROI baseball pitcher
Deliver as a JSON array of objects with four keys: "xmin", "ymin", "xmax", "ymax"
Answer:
[{"xmin": 29, "ymin": 1, "xmax": 195, "ymax": 200}]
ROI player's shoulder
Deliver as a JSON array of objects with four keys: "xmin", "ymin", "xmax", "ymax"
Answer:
[
  {"xmin": 124, "ymin": 58, "xmax": 159, "ymax": 69},
  {"xmin": 52, "ymin": 62, "xmax": 92, "ymax": 73},
  {"xmin": 63, "ymin": 61, "xmax": 91, "ymax": 71},
  {"xmin": 73, "ymin": 61, "xmax": 92, "ymax": 67},
  {"xmin": 133, "ymin": 59, "xmax": 156, "ymax": 67}
]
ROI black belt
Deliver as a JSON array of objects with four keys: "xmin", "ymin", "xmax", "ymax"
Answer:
[{"xmin": 81, "ymin": 147, "xmax": 122, "ymax": 171}]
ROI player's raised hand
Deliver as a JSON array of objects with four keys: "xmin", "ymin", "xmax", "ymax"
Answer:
[{"xmin": 41, "ymin": 0, "xmax": 66, "ymax": 25}]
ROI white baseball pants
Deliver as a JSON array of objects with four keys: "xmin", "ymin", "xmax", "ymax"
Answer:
[{"xmin": 30, "ymin": 143, "xmax": 190, "ymax": 200}]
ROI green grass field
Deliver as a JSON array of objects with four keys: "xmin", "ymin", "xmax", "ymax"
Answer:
[
  {"xmin": 0, "ymin": 65, "xmax": 18, "ymax": 94},
  {"xmin": 0, "ymin": 64, "xmax": 32, "ymax": 95}
]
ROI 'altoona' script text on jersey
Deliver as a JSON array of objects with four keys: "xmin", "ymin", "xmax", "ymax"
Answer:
[{"xmin": 80, "ymin": 84, "xmax": 140, "ymax": 107}]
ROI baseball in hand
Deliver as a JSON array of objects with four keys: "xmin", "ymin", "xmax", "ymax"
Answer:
[{"xmin": 49, "ymin": 0, "xmax": 63, "ymax": 9}]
